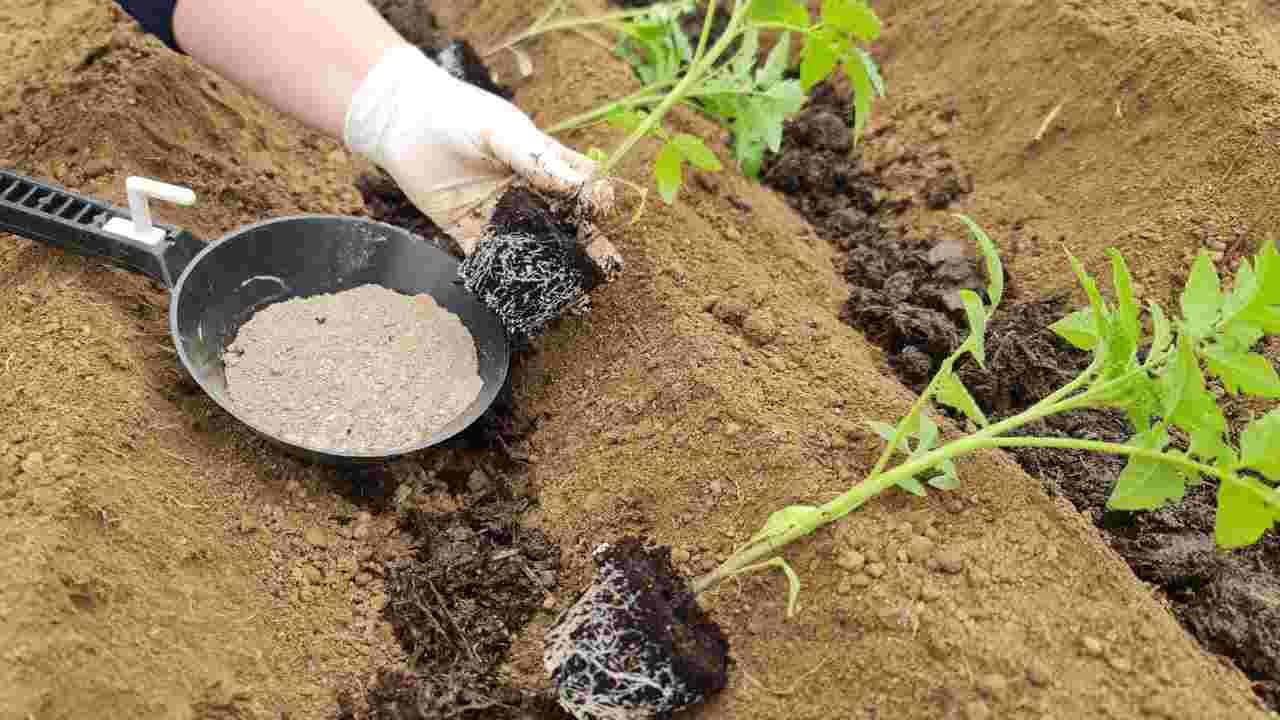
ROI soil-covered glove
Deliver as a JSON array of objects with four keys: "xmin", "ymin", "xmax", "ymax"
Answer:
[{"xmin": 344, "ymin": 44, "xmax": 598, "ymax": 232}]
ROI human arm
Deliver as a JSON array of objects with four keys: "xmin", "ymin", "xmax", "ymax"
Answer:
[{"xmin": 115, "ymin": 0, "xmax": 600, "ymax": 228}]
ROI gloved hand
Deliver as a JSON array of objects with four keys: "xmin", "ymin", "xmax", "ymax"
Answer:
[{"xmin": 344, "ymin": 44, "xmax": 600, "ymax": 235}]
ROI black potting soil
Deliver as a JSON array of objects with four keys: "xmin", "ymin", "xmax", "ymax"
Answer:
[
  {"xmin": 764, "ymin": 80, "xmax": 1280, "ymax": 710},
  {"xmin": 543, "ymin": 538, "xmax": 730, "ymax": 720}
]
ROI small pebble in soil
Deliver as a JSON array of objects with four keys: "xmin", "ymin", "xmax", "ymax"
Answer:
[
  {"xmin": 866, "ymin": 562, "xmax": 886, "ymax": 578},
  {"xmin": 1108, "ymin": 655, "xmax": 1133, "ymax": 673},
  {"xmin": 964, "ymin": 700, "xmax": 992, "ymax": 720},
  {"xmin": 304, "ymin": 527, "xmax": 329, "ymax": 548},
  {"xmin": 850, "ymin": 573, "xmax": 874, "ymax": 588},
  {"xmin": 936, "ymin": 550, "xmax": 966, "ymax": 574},
  {"xmin": 1081, "ymin": 636, "xmax": 1104, "ymax": 657},
  {"xmin": 1027, "ymin": 662, "xmax": 1053, "ymax": 688},
  {"xmin": 907, "ymin": 535, "xmax": 935, "ymax": 562},
  {"xmin": 976, "ymin": 673, "xmax": 1008, "ymax": 700},
  {"xmin": 837, "ymin": 550, "xmax": 866, "ymax": 571}
]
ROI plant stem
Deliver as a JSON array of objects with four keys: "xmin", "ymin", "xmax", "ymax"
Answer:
[
  {"xmin": 484, "ymin": 5, "xmax": 662, "ymax": 57},
  {"xmin": 599, "ymin": 0, "xmax": 749, "ymax": 175},
  {"xmin": 546, "ymin": 81, "xmax": 676, "ymax": 133}
]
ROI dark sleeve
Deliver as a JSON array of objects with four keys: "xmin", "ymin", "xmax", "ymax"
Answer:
[{"xmin": 115, "ymin": 0, "xmax": 184, "ymax": 54}]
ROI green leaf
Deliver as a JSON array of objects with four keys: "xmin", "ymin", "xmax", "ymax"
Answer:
[
  {"xmin": 844, "ymin": 49, "xmax": 883, "ymax": 144},
  {"xmin": 1202, "ymin": 345, "xmax": 1280, "ymax": 398},
  {"xmin": 748, "ymin": 0, "xmax": 811, "ymax": 27},
  {"xmin": 1050, "ymin": 308, "xmax": 1100, "ymax": 351},
  {"xmin": 748, "ymin": 504, "xmax": 824, "ymax": 546},
  {"xmin": 1181, "ymin": 250, "xmax": 1222, "ymax": 339},
  {"xmin": 1161, "ymin": 335, "xmax": 1230, "ymax": 462},
  {"xmin": 670, "ymin": 133, "xmax": 723, "ymax": 171},
  {"xmin": 1216, "ymin": 476, "xmax": 1274, "ymax": 548},
  {"xmin": 913, "ymin": 414, "xmax": 940, "ymax": 456},
  {"xmin": 1106, "ymin": 427, "xmax": 1186, "ymax": 511},
  {"xmin": 928, "ymin": 459, "xmax": 961, "ymax": 491},
  {"xmin": 605, "ymin": 108, "xmax": 648, "ymax": 134},
  {"xmin": 799, "ymin": 29, "xmax": 840, "ymax": 91},
  {"xmin": 896, "ymin": 476, "xmax": 928, "ymax": 497},
  {"xmin": 1240, "ymin": 410, "xmax": 1280, "ymax": 481},
  {"xmin": 1222, "ymin": 258, "xmax": 1258, "ymax": 324},
  {"xmin": 1255, "ymin": 238, "xmax": 1280, "ymax": 306},
  {"xmin": 1110, "ymin": 250, "xmax": 1140, "ymax": 351},
  {"xmin": 757, "ymin": 31, "xmax": 791, "ymax": 87},
  {"xmin": 867, "ymin": 420, "xmax": 898, "ymax": 443},
  {"xmin": 956, "ymin": 215, "xmax": 1004, "ymax": 308},
  {"xmin": 1067, "ymin": 251, "xmax": 1111, "ymax": 351},
  {"xmin": 654, "ymin": 141, "xmax": 685, "ymax": 204},
  {"xmin": 1148, "ymin": 302, "xmax": 1173, "ymax": 359},
  {"xmin": 936, "ymin": 373, "xmax": 989, "ymax": 427},
  {"xmin": 775, "ymin": 557, "xmax": 803, "ymax": 617},
  {"xmin": 959, "ymin": 290, "xmax": 988, "ymax": 369},
  {"xmin": 731, "ymin": 28, "xmax": 761, "ymax": 78},
  {"xmin": 822, "ymin": 0, "xmax": 882, "ymax": 42}
]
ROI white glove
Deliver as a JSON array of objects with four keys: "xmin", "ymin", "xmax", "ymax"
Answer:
[{"xmin": 343, "ymin": 44, "xmax": 599, "ymax": 236}]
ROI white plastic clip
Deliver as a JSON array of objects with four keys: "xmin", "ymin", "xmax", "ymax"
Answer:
[{"xmin": 102, "ymin": 176, "xmax": 196, "ymax": 246}]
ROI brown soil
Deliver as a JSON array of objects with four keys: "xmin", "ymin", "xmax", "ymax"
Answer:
[{"xmin": 2, "ymin": 2, "xmax": 1279, "ymax": 720}]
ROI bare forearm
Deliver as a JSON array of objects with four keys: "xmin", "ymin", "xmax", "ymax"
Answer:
[{"xmin": 172, "ymin": 0, "xmax": 408, "ymax": 139}]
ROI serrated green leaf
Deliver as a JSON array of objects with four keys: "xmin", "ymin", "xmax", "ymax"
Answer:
[
  {"xmin": 1240, "ymin": 410, "xmax": 1280, "ymax": 482},
  {"xmin": 896, "ymin": 476, "xmax": 928, "ymax": 497},
  {"xmin": 758, "ymin": 32, "xmax": 791, "ymax": 87},
  {"xmin": 1107, "ymin": 427, "xmax": 1186, "ymax": 511},
  {"xmin": 1216, "ymin": 476, "xmax": 1274, "ymax": 548},
  {"xmin": 1202, "ymin": 345, "xmax": 1280, "ymax": 398},
  {"xmin": 748, "ymin": 504, "xmax": 823, "ymax": 546},
  {"xmin": 1181, "ymin": 250, "xmax": 1222, "ymax": 339},
  {"xmin": 748, "ymin": 0, "xmax": 811, "ymax": 27},
  {"xmin": 844, "ymin": 49, "xmax": 883, "ymax": 144},
  {"xmin": 959, "ymin": 289, "xmax": 988, "ymax": 369},
  {"xmin": 1162, "ymin": 334, "xmax": 1230, "ymax": 462},
  {"xmin": 1256, "ymin": 239, "xmax": 1280, "ymax": 305},
  {"xmin": 1110, "ymin": 250, "xmax": 1140, "ymax": 350},
  {"xmin": 937, "ymin": 373, "xmax": 989, "ymax": 427},
  {"xmin": 1050, "ymin": 308, "xmax": 1100, "ymax": 351},
  {"xmin": 799, "ymin": 28, "xmax": 840, "ymax": 91},
  {"xmin": 1122, "ymin": 373, "xmax": 1161, "ymax": 433},
  {"xmin": 956, "ymin": 215, "xmax": 1003, "ymax": 308},
  {"xmin": 1067, "ymin": 252, "xmax": 1111, "ymax": 357},
  {"xmin": 822, "ymin": 0, "xmax": 882, "ymax": 42},
  {"xmin": 928, "ymin": 459, "xmax": 961, "ymax": 491},
  {"xmin": 1222, "ymin": 258, "xmax": 1258, "ymax": 324},
  {"xmin": 670, "ymin": 133, "xmax": 723, "ymax": 171},
  {"xmin": 654, "ymin": 141, "xmax": 685, "ymax": 204}
]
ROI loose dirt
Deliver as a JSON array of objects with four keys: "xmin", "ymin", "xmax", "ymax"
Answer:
[
  {"xmin": 2, "ymin": 0, "xmax": 1279, "ymax": 719},
  {"xmin": 224, "ymin": 285, "xmax": 484, "ymax": 454}
]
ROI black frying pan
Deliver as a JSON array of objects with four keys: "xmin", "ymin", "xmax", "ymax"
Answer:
[{"xmin": 0, "ymin": 169, "xmax": 511, "ymax": 465}]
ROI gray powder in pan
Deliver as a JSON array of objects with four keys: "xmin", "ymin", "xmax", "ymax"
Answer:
[{"xmin": 222, "ymin": 284, "xmax": 484, "ymax": 453}]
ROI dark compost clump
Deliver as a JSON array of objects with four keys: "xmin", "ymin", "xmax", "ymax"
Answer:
[
  {"xmin": 543, "ymin": 539, "xmax": 730, "ymax": 720},
  {"xmin": 763, "ymin": 80, "xmax": 1280, "ymax": 710}
]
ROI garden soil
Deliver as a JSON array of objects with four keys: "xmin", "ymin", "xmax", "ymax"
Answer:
[{"xmin": 0, "ymin": 3, "xmax": 1276, "ymax": 720}]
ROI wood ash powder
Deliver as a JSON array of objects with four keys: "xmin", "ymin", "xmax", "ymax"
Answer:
[{"xmin": 223, "ymin": 284, "xmax": 484, "ymax": 453}]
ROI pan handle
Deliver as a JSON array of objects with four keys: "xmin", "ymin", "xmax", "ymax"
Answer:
[{"xmin": 0, "ymin": 170, "xmax": 204, "ymax": 288}]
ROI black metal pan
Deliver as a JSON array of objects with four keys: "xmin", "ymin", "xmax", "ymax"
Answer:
[{"xmin": 0, "ymin": 169, "xmax": 511, "ymax": 465}]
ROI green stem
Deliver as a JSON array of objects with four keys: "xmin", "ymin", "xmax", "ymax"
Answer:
[
  {"xmin": 599, "ymin": 0, "xmax": 749, "ymax": 175},
  {"xmin": 484, "ymin": 5, "xmax": 662, "ymax": 57},
  {"xmin": 546, "ymin": 81, "xmax": 676, "ymax": 134}
]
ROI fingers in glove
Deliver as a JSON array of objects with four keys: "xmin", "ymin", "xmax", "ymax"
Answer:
[{"xmin": 491, "ymin": 121, "xmax": 595, "ymax": 197}]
